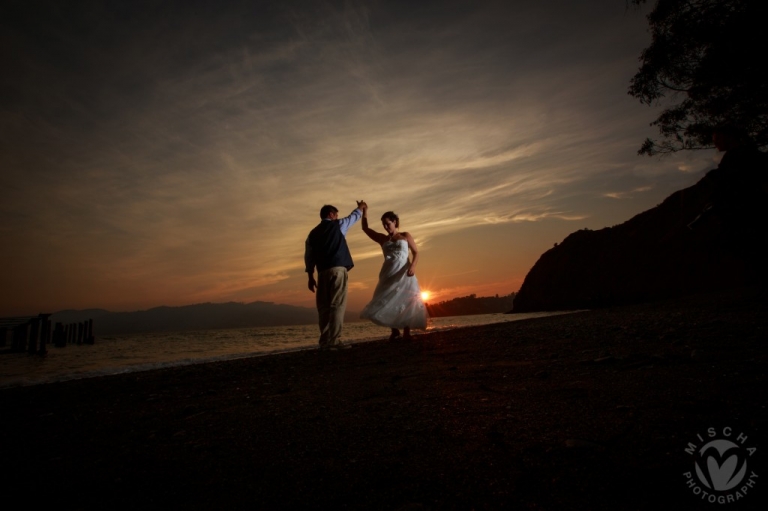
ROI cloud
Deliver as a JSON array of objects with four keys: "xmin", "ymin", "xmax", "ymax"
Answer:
[{"xmin": 603, "ymin": 186, "xmax": 653, "ymax": 199}]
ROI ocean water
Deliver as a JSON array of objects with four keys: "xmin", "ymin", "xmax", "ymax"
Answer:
[{"xmin": 0, "ymin": 312, "xmax": 570, "ymax": 389}]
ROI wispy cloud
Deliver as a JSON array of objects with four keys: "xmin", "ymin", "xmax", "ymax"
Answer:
[{"xmin": 603, "ymin": 186, "xmax": 653, "ymax": 199}]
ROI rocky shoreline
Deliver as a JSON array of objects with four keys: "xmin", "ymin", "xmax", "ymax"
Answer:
[{"xmin": 1, "ymin": 288, "xmax": 765, "ymax": 510}]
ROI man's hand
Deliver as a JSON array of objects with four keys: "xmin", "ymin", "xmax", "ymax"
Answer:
[
  {"xmin": 308, "ymin": 274, "xmax": 317, "ymax": 293},
  {"xmin": 357, "ymin": 200, "xmax": 367, "ymax": 211}
]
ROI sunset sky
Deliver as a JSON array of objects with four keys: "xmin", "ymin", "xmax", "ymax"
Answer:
[{"xmin": 1, "ymin": 0, "xmax": 720, "ymax": 316}]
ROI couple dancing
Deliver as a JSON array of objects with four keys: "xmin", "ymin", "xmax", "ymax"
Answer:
[{"xmin": 304, "ymin": 201, "xmax": 428, "ymax": 350}]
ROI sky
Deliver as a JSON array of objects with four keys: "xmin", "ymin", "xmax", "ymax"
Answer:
[{"xmin": 0, "ymin": 0, "xmax": 720, "ymax": 316}]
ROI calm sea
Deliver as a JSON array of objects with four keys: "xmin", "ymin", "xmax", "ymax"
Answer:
[{"xmin": 0, "ymin": 312, "xmax": 570, "ymax": 389}]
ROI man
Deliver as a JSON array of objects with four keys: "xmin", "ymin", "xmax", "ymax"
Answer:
[{"xmin": 305, "ymin": 201, "xmax": 366, "ymax": 349}]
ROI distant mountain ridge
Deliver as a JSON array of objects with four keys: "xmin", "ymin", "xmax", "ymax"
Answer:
[
  {"xmin": 51, "ymin": 302, "xmax": 357, "ymax": 335},
  {"xmin": 426, "ymin": 293, "xmax": 516, "ymax": 317}
]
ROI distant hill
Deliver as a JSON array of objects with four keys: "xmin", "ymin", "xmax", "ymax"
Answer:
[
  {"xmin": 51, "ymin": 302, "xmax": 357, "ymax": 335},
  {"xmin": 512, "ymin": 170, "xmax": 754, "ymax": 312},
  {"xmin": 426, "ymin": 293, "xmax": 516, "ymax": 317}
]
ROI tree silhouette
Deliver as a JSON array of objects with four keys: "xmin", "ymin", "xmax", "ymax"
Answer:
[{"xmin": 629, "ymin": 0, "xmax": 767, "ymax": 155}]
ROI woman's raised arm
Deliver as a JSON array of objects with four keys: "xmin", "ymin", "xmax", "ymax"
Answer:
[{"xmin": 362, "ymin": 208, "xmax": 389, "ymax": 244}]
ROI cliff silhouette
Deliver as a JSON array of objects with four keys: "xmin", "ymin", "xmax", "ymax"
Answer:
[{"xmin": 512, "ymin": 172, "xmax": 752, "ymax": 312}]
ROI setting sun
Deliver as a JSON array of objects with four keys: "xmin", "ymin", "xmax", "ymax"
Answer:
[{"xmin": 421, "ymin": 291, "xmax": 431, "ymax": 302}]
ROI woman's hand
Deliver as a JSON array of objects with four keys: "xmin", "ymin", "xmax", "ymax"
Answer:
[{"xmin": 405, "ymin": 233, "xmax": 419, "ymax": 276}]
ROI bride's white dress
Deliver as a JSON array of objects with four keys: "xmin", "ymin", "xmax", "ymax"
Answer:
[{"xmin": 360, "ymin": 239, "xmax": 428, "ymax": 329}]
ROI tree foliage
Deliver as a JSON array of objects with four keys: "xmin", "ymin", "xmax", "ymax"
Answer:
[{"xmin": 629, "ymin": 0, "xmax": 767, "ymax": 155}]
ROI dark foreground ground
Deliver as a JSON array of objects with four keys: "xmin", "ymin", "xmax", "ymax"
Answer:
[{"xmin": 1, "ymin": 289, "xmax": 766, "ymax": 510}]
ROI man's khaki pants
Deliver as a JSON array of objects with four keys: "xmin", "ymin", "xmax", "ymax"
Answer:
[{"xmin": 316, "ymin": 266, "xmax": 348, "ymax": 347}]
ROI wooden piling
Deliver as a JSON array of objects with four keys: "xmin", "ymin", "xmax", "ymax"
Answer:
[
  {"xmin": 53, "ymin": 322, "xmax": 66, "ymax": 348},
  {"xmin": 27, "ymin": 317, "xmax": 40, "ymax": 354},
  {"xmin": 0, "ymin": 327, "xmax": 6, "ymax": 347},
  {"xmin": 85, "ymin": 319, "xmax": 95, "ymax": 344},
  {"xmin": 12, "ymin": 323, "xmax": 28, "ymax": 352},
  {"xmin": 38, "ymin": 314, "xmax": 51, "ymax": 355}
]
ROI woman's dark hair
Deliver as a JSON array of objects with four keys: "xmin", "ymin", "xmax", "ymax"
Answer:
[{"xmin": 381, "ymin": 211, "xmax": 399, "ymax": 228}]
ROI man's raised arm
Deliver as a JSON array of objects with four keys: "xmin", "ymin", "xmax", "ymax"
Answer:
[{"xmin": 337, "ymin": 201, "xmax": 365, "ymax": 235}]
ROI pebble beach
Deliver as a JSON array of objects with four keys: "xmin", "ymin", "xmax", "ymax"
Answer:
[{"xmin": 1, "ymin": 288, "xmax": 765, "ymax": 510}]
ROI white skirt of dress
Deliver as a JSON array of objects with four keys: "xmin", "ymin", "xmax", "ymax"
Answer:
[{"xmin": 360, "ymin": 239, "xmax": 428, "ymax": 329}]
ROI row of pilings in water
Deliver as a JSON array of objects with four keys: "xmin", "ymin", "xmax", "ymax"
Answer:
[{"xmin": 0, "ymin": 314, "xmax": 95, "ymax": 355}]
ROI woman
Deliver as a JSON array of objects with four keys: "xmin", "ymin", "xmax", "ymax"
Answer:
[{"xmin": 360, "ymin": 207, "xmax": 428, "ymax": 340}]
